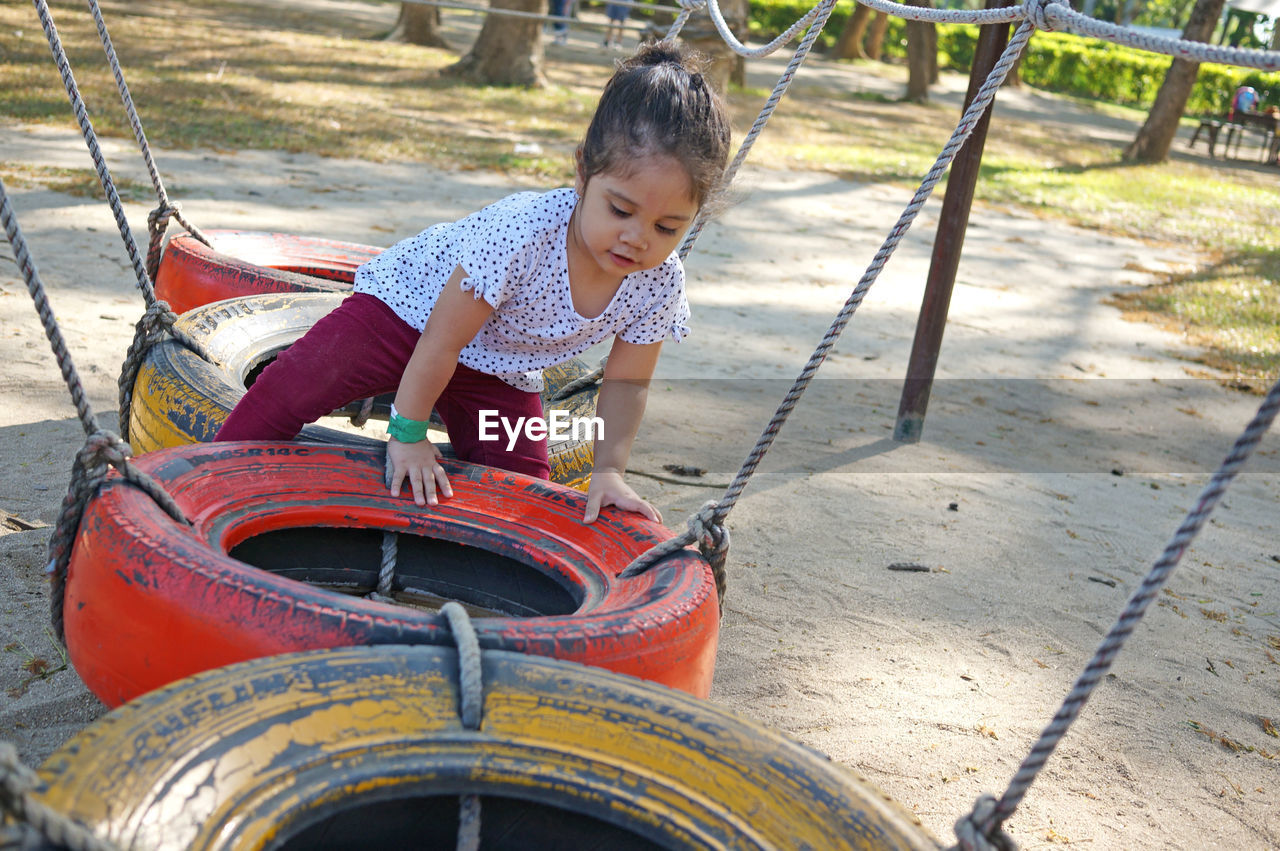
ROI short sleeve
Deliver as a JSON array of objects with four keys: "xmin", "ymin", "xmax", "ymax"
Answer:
[
  {"xmin": 453, "ymin": 196, "xmax": 540, "ymax": 309},
  {"xmin": 617, "ymin": 263, "xmax": 691, "ymax": 345}
]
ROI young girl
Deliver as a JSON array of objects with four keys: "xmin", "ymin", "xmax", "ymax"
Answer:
[{"xmin": 215, "ymin": 42, "xmax": 732, "ymax": 525}]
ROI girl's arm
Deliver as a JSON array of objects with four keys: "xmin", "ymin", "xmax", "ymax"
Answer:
[
  {"xmin": 390, "ymin": 264, "xmax": 494, "ymax": 507},
  {"xmin": 583, "ymin": 337, "xmax": 664, "ymax": 524}
]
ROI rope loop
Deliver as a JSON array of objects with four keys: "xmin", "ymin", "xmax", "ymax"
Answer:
[
  {"xmin": 116, "ymin": 299, "xmax": 215, "ymax": 442},
  {"xmin": 619, "ymin": 500, "xmax": 729, "ymax": 607},
  {"xmin": 438, "ymin": 602, "xmax": 484, "ymax": 851},
  {"xmin": 439, "ymin": 602, "xmax": 484, "ymax": 731},
  {"xmin": 47, "ymin": 431, "xmax": 189, "ymax": 643},
  {"xmin": 0, "ymin": 743, "xmax": 119, "ymax": 851},
  {"xmin": 952, "ymin": 794, "xmax": 1019, "ymax": 851},
  {"xmin": 1022, "ymin": 0, "xmax": 1057, "ymax": 32},
  {"xmin": 116, "ymin": 300, "xmax": 179, "ymax": 441}
]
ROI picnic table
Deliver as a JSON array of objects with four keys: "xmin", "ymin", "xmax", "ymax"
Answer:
[{"xmin": 1189, "ymin": 110, "xmax": 1279, "ymax": 161}]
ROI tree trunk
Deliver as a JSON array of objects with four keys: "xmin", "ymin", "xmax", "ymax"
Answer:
[
  {"xmin": 391, "ymin": 2, "xmax": 451, "ymax": 49},
  {"xmin": 444, "ymin": 0, "xmax": 547, "ymax": 87},
  {"xmin": 927, "ymin": 19, "xmax": 939, "ymax": 83},
  {"xmin": 1122, "ymin": 0, "xmax": 1226, "ymax": 162},
  {"xmin": 865, "ymin": 12, "xmax": 890, "ymax": 61},
  {"xmin": 905, "ymin": 0, "xmax": 936, "ymax": 102},
  {"xmin": 833, "ymin": 4, "xmax": 873, "ymax": 60}
]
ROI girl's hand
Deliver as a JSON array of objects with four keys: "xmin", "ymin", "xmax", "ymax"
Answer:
[
  {"xmin": 388, "ymin": 437, "xmax": 453, "ymax": 507},
  {"xmin": 583, "ymin": 468, "xmax": 661, "ymax": 524}
]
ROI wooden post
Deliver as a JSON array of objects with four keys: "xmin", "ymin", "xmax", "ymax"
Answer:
[{"xmin": 892, "ymin": 0, "xmax": 1014, "ymax": 443}]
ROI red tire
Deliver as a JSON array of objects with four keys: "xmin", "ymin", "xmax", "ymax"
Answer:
[
  {"xmin": 155, "ymin": 230, "xmax": 381, "ymax": 314},
  {"xmin": 65, "ymin": 442, "xmax": 719, "ymax": 707}
]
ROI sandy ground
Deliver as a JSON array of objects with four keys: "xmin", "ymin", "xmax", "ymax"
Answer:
[{"xmin": 2, "ymin": 11, "xmax": 1279, "ymax": 850}]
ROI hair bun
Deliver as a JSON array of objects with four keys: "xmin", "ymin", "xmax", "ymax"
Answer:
[{"xmin": 624, "ymin": 40, "xmax": 706, "ymax": 74}]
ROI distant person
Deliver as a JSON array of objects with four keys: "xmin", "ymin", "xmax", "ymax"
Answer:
[
  {"xmin": 548, "ymin": 0, "xmax": 572, "ymax": 44},
  {"xmin": 1229, "ymin": 85, "xmax": 1259, "ymax": 120},
  {"xmin": 603, "ymin": 1, "xmax": 630, "ymax": 49}
]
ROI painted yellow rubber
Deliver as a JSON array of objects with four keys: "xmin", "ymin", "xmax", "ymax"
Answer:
[
  {"xmin": 128, "ymin": 293, "xmax": 595, "ymax": 490},
  {"xmin": 34, "ymin": 647, "xmax": 939, "ymax": 850}
]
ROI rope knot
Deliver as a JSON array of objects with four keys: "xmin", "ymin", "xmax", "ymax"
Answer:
[
  {"xmin": 686, "ymin": 500, "xmax": 729, "ymax": 562},
  {"xmin": 79, "ymin": 430, "xmax": 132, "ymax": 474},
  {"xmin": 677, "ymin": 0, "xmax": 707, "ymax": 10},
  {"xmin": 146, "ymin": 201, "xmax": 180, "ymax": 232},
  {"xmin": 953, "ymin": 794, "xmax": 1018, "ymax": 851},
  {"xmin": 1022, "ymin": 0, "xmax": 1057, "ymax": 32}
]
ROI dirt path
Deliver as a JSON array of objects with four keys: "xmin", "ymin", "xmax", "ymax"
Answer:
[{"xmin": 2, "ymin": 10, "xmax": 1278, "ymax": 849}]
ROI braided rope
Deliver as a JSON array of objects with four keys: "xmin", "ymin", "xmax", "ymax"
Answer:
[
  {"xmin": 3, "ymin": 184, "xmax": 99, "ymax": 438},
  {"xmin": 860, "ymin": 0, "xmax": 1026, "ymax": 24},
  {"xmin": 952, "ymin": 376, "xmax": 1280, "ymax": 842},
  {"xmin": 3, "ymin": 178, "xmax": 190, "ymax": 642},
  {"xmin": 952, "ymin": 794, "xmax": 1017, "ymax": 851},
  {"xmin": 679, "ymin": 0, "xmax": 839, "ymax": 258},
  {"xmin": 439, "ymin": 602, "xmax": 484, "ymax": 851},
  {"xmin": 32, "ymin": 0, "xmax": 159, "ymax": 309},
  {"xmin": 663, "ymin": 0, "xmax": 705, "ymax": 41},
  {"xmin": 1035, "ymin": 0, "xmax": 1280, "ymax": 70},
  {"xmin": 85, "ymin": 0, "xmax": 217, "ymax": 284},
  {"xmin": 633, "ymin": 20, "xmax": 1037, "ymax": 585},
  {"xmin": 620, "ymin": 500, "xmax": 728, "ymax": 603},
  {"xmin": 704, "ymin": 0, "xmax": 834, "ymax": 59},
  {"xmin": 46, "ymin": 433, "xmax": 190, "ymax": 642},
  {"xmin": 0, "ymin": 743, "xmax": 119, "ymax": 851},
  {"xmin": 85, "ymin": 0, "xmax": 215, "ymax": 254},
  {"xmin": 115, "ymin": 300, "xmax": 197, "ymax": 442}
]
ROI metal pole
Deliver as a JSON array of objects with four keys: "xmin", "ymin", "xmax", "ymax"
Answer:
[{"xmin": 892, "ymin": 0, "xmax": 1014, "ymax": 443}]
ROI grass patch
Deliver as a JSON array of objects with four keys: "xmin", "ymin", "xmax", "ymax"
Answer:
[
  {"xmin": 0, "ymin": 162, "xmax": 154, "ymax": 201},
  {"xmin": 2, "ymin": 0, "xmax": 1277, "ymax": 386}
]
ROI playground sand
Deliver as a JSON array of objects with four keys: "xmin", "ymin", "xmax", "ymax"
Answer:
[{"xmin": 2, "ymin": 110, "xmax": 1278, "ymax": 849}]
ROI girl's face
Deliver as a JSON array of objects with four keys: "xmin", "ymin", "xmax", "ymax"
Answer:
[{"xmin": 570, "ymin": 154, "xmax": 698, "ymax": 287}]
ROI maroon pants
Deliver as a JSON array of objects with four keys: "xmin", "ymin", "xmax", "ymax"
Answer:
[{"xmin": 215, "ymin": 293, "xmax": 551, "ymax": 480}]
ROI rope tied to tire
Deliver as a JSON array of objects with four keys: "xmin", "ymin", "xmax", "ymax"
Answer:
[
  {"xmin": 439, "ymin": 602, "xmax": 484, "ymax": 851},
  {"xmin": 116, "ymin": 300, "xmax": 211, "ymax": 443},
  {"xmin": 46, "ymin": 432, "xmax": 191, "ymax": 643},
  {"xmin": 32, "ymin": 0, "xmax": 217, "ymax": 414},
  {"xmin": 3, "ymin": 179, "xmax": 192, "ymax": 644},
  {"xmin": 621, "ymin": 500, "xmax": 728, "ymax": 606},
  {"xmin": 0, "ymin": 743, "xmax": 119, "ymax": 851},
  {"xmin": 145, "ymin": 201, "xmax": 210, "ymax": 284}
]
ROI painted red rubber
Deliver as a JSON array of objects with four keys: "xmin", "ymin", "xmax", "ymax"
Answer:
[
  {"xmin": 65, "ymin": 442, "xmax": 719, "ymax": 708},
  {"xmin": 155, "ymin": 230, "xmax": 381, "ymax": 314}
]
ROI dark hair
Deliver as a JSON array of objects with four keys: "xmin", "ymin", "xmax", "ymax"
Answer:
[{"xmin": 578, "ymin": 41, "xmax": 731, "ymax": 209}]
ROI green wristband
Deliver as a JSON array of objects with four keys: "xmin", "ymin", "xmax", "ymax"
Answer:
[{"xmin": 388, "ymin": 404, "xmax": 431, "ymax": 443}]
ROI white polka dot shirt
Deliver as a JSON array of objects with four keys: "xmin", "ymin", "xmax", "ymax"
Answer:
[{"xmin": 353, "ymin": 188, "xmax": 690, "ymax": 393}]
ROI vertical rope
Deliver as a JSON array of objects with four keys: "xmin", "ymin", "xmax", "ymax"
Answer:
[
  {"xmin": 678, "ymin": 0, "xmax": 840, "ymax": 259},
  {"xmin": 31, "ymin": 0, "xmax": 160, "ymax": 309},
  {"xmin": 81, "ymin": 0, "xmax": 211, "ymax": 280},
  {"xmin": 440, "ymin": 602, "xmax": 484, "ymax": 851}
]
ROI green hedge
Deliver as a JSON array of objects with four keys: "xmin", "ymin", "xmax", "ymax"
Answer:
[{"xmin": 746, "ymin": 2, "xmax": 1280, "ymax": 115}]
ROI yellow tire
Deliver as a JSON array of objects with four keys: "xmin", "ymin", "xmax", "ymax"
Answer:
[
  {"xmin": 128, "ymin": 293, "xmax": 596, "ymax": 490},
  {"xmin": 35, "ymin": 646, "xmax": 938, "ymax": 850}
]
